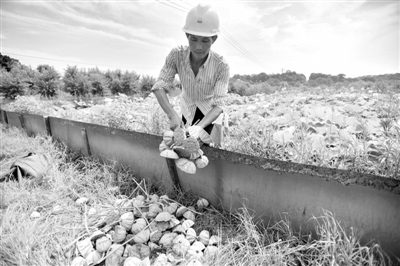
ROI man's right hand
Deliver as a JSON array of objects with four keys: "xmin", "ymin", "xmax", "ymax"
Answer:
[{"xmin": 169, "ymin": 113, "xmax": 182, "ymax": 130}]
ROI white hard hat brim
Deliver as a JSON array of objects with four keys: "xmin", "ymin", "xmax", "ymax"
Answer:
[{"xmin": 182, "ymin": 27, "xmax": 220, "ymax": 37}]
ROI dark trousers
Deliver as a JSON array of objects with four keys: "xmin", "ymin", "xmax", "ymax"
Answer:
[{"xmin": 182, "ymin": 108, "xmax": 214, "ymax": 135}]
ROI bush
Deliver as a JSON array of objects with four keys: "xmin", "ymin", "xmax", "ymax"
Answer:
[
  {"xmin": 34, "ymin": 65, "xmax": 61, "ymax": 98},
  {"xmin": 229, "ymin": 79, "xmax": 249, "ymax": 95},
  {"xmin": 140, "ymin": 75, "xmax": 156, "ymax": 97}
]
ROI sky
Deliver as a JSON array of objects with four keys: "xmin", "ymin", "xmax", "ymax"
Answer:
[{"xmin": 1, "ymin": 0, "xmax": 399, "ymax": 80}]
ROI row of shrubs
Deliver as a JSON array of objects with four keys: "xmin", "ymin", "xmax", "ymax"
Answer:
[{"xmin": 1, "ymin": 53, "xmax": 399, "ymax": 101}]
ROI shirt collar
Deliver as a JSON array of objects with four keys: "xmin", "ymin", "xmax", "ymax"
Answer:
[{"xmin": 185, "ymin": 48, "xmax": 213, "ymax": 69}]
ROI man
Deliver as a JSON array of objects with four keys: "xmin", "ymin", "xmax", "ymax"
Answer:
[{"xmin": 151, "ymin": 3, "xmax": 230, "ymax": 147}]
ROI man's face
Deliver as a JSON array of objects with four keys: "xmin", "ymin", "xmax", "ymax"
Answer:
[{"xmin": 188, "ymin": 35, "xmax": 216, "ymax": 61}]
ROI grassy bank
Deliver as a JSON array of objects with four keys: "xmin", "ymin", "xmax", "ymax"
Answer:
[{"xmin": 0, "ymin": 124, "xmax": 396, "ymax": 265}]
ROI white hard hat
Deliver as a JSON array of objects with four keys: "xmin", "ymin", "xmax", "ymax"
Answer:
[{"xmin": 182, "ymin": 4, "xmax": 220, "ymax": 37}]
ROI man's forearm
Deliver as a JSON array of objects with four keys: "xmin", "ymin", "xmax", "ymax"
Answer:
[
  {"xmin": 197, "ymin": 106, "xmax": 223, "ymax": 128},
  {"xmin": 153, "ymin": 89, "xmax": 177, "ymax": 119}
]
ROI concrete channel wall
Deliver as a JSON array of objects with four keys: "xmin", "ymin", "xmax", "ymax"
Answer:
[{"xmin": 1, "ymin": 109, "xmax": 400, "ymax": 259}]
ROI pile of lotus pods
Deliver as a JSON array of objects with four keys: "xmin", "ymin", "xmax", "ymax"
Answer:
[
  {"xmin": 70, "ymin": 194, "xmax": 220, "ymax": 266},
  {"xmin": 159, "ymin": 127, "xmax": 213, "ymax": 174}
]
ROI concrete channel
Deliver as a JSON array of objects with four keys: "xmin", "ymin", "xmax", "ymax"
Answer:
[{"xmin": 1, "ymin": 109, "xmax": 399, "ymax": 260}]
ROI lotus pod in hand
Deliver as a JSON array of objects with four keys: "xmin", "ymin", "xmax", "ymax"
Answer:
[
  {"xmin": 159, "ymin": 141, "xmax": 169, "ymax": 153},
  {"xmin": 195, "ymin": 156, "xmax": 209, "ymax": 169},
  {"xmin": 172, "ymin": 234, "xmax": 191, "ymax": 256},
  {"xmin": 175, "ymin": 158, "xmax": 196, "ymax": 174},
  {"xmin": 163, "ymin": 130, "xmax": 174, "ymax": 146},
  {"xmin": 182, "ymin": 137, "xmax": 200, "ymax": 153},
  {"xmin": 173, "ymin": 127, "xmax": 187, "ymax": 145},
  {"xmin": 160, "ymin": 149, "xmax": 179, "ymax": 159}
]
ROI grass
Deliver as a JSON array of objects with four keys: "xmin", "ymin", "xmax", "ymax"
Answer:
[{"xmin": 0, "ymin": 124, "xmax": 397, "ymax": 266}]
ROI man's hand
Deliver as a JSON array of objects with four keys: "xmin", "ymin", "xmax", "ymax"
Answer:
[
  {"xmin": 188, "ymin": 125, "xmax": 202, "ymax": 139},
  {"xmin": 169, "ymin": 113, "xmax": 182, "ymax": 130}
]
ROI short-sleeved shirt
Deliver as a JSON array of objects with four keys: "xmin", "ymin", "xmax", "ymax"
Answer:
[{"xmin": 151, "ymin": 45, "xmax": 230, "ymax": 125}]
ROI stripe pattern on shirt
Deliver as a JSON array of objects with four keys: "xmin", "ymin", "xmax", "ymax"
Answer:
[{"xmin": 152, "ymin": 45, "xmax": 230, "ymax": 125}]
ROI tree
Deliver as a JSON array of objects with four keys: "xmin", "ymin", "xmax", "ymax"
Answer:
[
  {"xmin": 88, "ymin": 68, "xmax": 111, "ymax": 96},
  {"xmin": 63, "ymin": 65, "xmax": 91, "ymax": 97},
  {"xmin": 107, "ymin": 69, "xmax": 140, "ymax": 95},
  {"xmin": 0, "ymin": 53, "xmax": 20, "ymax": 72},
  {"xmin": 0, "ymin": 64, "xmax": 34, "ymax": 99},
  {"xmin": 34, "ymin": 64, "xmax": 61, "ymax": 98}
]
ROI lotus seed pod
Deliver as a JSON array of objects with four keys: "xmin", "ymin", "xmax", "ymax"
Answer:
[
  {"xmin": 208, "ymin": 235, "xmax": 221, "ymax": 246},
  {"xmin": 76, "ymin": 238, "xmax": 94, "ymax": 258},
  {"xmin": 105, "ymin": 252, "xmax": 121, "ymax": 266},
  {"xmin": 107, "ymin": 244, "xmax": 124, "ymax": 257},
  {"xmin": 113, "ymin": 225, "xmax": 127, "ymax": 244},
  {"xmin": 186, "ymin": 246, "xmax": 204, "ymax": 261},
  {"xmin": 95, "ymin": 236, "xmax": 112, "ymax": 253},
  {"xmin": 204, "ymin": 245, "xmax": 218, "ymax": 258},
  {"xmin": 123, "ymin": 257, "xmax": 142, "ymax": 266},
  {"xmin": 160, "ymin": 149, "xmax": 179, "ymax": 159},
  {"xmin": 168, "ymin": 217, "xmax": 180, "ymax": 229},
  {"xmin": 172, "ymin": 225, "xmax": 185, "ymax": 234},
  {"xmin": 196, "ymin": 198, "xmax": 209, "ymax": 209},
  {"xmin": 147, "ymin": 242, "xmax": 160, "ymax": 251},
  {"xmin": 70, "ymin": 256, "xmax": 87, "ymax": 266},
  {"xmin": 115, "ymin": 198, "xmax": 132, "ymax": 208},
  {"xmin": 186, "ymin": 228, "xmax": 196, "ymax": 244},
  {"xmin": 155, "ymin": 221, "xmax": 170, "ymax": 232},
  {"xmin": 148, "ymin": 194, "xmax": 159, "ymax": 203},
  {"xmin": 172, "ymin": 234, "xmax": 191, "ymax": 256},
  {"xmin": 155, "ymin": 212, "xmax": 172, "ymax": 222},
  {"xmin": 159, "ymin": 141, "xmax": 169, "ymax": 153},
  {"xmin": 183, "ymin": 211, "xmax": 195, "ymax": 222},
  {"xmin": 152, "ymin": 254, "xmax": 171, "ymax": 266},
  {"xmin": 189, "ymin": 150, "xmax": 202, "ymax": 160},
  {"xmin": 173, "ymin": 127, "xmax": 187, "ymax": 145},
  {"xmin": 30, "ymin": 211, "xmax": 40, "ymax": 219},
  {"xmin": 195, "ymin": 156, "xmax": 209, "ymax": 169},
  {"xmin": 119, "ymin": 212, "xmax": 135, "ymax": 230},
  {"xmin": 148, "ymin": 203, "xmax": 163, "ymax": 218},
  {"xmin": 132, "ymin": 197, "xmax": 145, "ymax": 208},
  {"xmin": 163, "ymin": 202, "xmax": 178, "ymax": 215},
  {"xmin": 176, "ymin": 206, "xmax": 188, "ymax": 218},
  {"xmin": 198, "ymin": 230, "xmax": 210, "ymax": 245},
  {"xmin": 181, "ymin": 219, "xmax": 194, "ymax": 231},
  {"xmin": 132, "ymin": 228, "xmax": 150, "ymax": 244},
  {"xmin": 175, "ymin": 158, "xmax": 196, "ymax": 174},
  {"xmin": 90, "ymin": 230, "xmax": 106, "ymax": 242},
  {"xmin": 186, "ymin": 259, "xmax": 204, "ymax": 266},
  {"xmin": 173, "ymin": 146, "xmax": 191, "ymax": 159},
  {"xmin": 150, "ymin": 230, "xmax": 163, "ymax": 243},
  {"xmin": 131, "ymin": 243, "xmax": 150, "ymax": 260},
  {"xmin": 191, "ymin": 241, "xmax": 206, "ymax": 251},
  {"xmin": 131, "ymin": 218, "xmax": 147, "ymax": 234},
  {"xmin": 182, "ymin": 137, "xmax": 200, "ymax": 153},
  {"xmin": 85, "ymin": 250, "xmax": 102, "ymax": 266},
  {"xmin": 123, "ymin": 244, "xmax": 132, "ymax": 258},
  {"xmin": 163, "ymin": 130, "xmax": 174, "ymax": 146},
  {"xmin": 136, "ymin": 195, "xmax": 146, "ymax": 201},
  {"xmin": 159, "ymin": 232, "xmax": 178, "ymax": 249},
  {"xmin": 76, "ymin": 197, "xmax": 89, "ymax": 205}
]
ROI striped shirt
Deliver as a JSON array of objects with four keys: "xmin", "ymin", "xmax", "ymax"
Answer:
[{"xmin": 151, "ymin": 45, "xmax": 230, "ymax": 126}]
